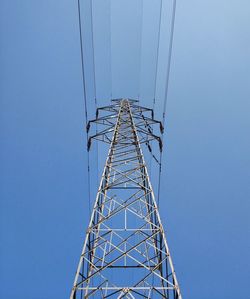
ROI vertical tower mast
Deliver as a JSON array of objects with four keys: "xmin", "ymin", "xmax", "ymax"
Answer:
[{"xmin": 71, "ymin": 99, "xmax": 181, "ymax": 299}]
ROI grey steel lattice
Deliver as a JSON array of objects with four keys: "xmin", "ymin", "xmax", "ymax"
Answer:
[{"xmin": 70, "ymin": 99, "xmax": 182, "ymax": 299}]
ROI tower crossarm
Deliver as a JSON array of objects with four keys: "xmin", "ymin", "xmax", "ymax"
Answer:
[{"xmin": 87, "ymin": 99, "xmax": 163, "ymax": 152}]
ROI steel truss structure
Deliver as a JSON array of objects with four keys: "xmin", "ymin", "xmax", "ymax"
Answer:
[{"xmin": 71, "ymin": 99, "xmax": 182, "ymax": 299}]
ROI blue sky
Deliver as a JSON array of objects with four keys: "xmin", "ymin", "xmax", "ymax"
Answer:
[{"xmin": 1, "ymin": 0, "xmax": 250, "ymax": 298}]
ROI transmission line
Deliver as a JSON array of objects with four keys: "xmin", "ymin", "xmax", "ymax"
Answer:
[
  {"xmin": 157, "ymin": 0, "xmax": 177, "ymax": 207},
  {"xmin": 149, "ymin": 0, "xmax": 163, "ymax": 178},
  {"xmin": 109, "ymin": 0, "xmax": 113, "ymax": 100},
  {"xmin": 90, "ymin": 0, "xmax": 97, "ymax": 105},
  {"xmin": 138, "ymin": 0, "xmax": 144, "ymax": 101},
  {"xmin": 162, "ymin": 0, "xmax": 177, "ymax": 128},
  {"xmin": 89, "ymin": 0, "xmax": 99, "ymax": 189},
  {"xmin": 77, "ymin": 0, "xmax": 91, "ymax": 216},
  {"xmin": 153, "ymin": 0, "xmax": 163, "ymax": 108}
]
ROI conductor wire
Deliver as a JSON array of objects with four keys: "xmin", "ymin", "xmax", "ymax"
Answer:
[
  {"xmin": 149, "ymin": 0, "xmax": 163, "ymax": 177},
  {"xmin": 90, "ymin": 0, "xmax": 97, "ymax": 105},
  {"xmin": 77, "ymin": 0, "xmax": 91, "ymax": 216},
  {"xmin": 138, "ymin": 0, "xmax": 144, "ymax": 101},
  {"xmin": 162, "ymin": 0, "xmax": 177, "ymax": 129},
  {"xmin": 109, "ymin": 0, "xmax": 113, "ymax": 100},
  {"xmin": 89, "ymin": 0, "xmax": 99, "ymax": 190},
  {"xmin": 153, "ymin": 0, "xmax": 163, "ymax": 109},
  {"xmin": 157, "ymin": 0, "xmax": 177, "ymax": 207}
]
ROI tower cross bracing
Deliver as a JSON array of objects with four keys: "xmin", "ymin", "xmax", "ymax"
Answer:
[{"xmin": 71, "ymin": 99, "xmax": 181, "ymax": 299}]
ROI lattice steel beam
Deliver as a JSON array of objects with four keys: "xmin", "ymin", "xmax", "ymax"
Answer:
[{"xmin": 70, "ymin": 99, "xmax": 182, "ymax": 299}]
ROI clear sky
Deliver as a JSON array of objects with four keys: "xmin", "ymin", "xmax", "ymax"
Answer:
[{"xmin": 1, "ymin": 0, "xmax": 250, "ymax": 298}]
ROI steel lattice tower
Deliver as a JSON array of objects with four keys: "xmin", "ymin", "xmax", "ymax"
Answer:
[{"xmin": 71, "ymin": 99, "xmax": 182, "ymax": 299}]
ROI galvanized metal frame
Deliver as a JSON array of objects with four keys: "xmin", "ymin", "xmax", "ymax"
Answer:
[{"xmin": 71, "ymin": 99, "xmax": 182, "ymax": 299}]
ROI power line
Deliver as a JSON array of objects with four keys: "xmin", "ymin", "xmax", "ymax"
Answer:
[
  {"xmin": 109, "ymin": 0, "xmax": 113, "ymax": 100},
  {"xmin": 149, "ymin": 0, "xmax": 163, "ymax": 179},
  {"xmin": 77, "ymin": 0, "xmax": 91, "ymax": 216},
  {"xmin": 162, "ymin": 0, "xmax": 177, "ymax": 128},
  {"xmin": 90, "ymin": 0, "xmax": 97, "ymax": 105},
  {"xmin": 153, "ymin": 0, "xmax": 163, "ymax": 108},
  {"xmin": 138, "ymin": 0, "xmax": 144, "ymax": 101},
  {"xmin": 89, "ymin": 0, "xmax": 99, "ymax": 190},
  {"xmin": 157, "ymin": 0, "xmax": 177, "ymax": 207}
]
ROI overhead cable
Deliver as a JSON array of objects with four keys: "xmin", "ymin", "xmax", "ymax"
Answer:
[
  {"xmin": 157, "ymin": 0, "xmax": 177, "ymax": 207},
  {"xmin": 138, "ymin": 0, "xmax": 144, "ymax": 101},
  {"xmin": 77, "ymin": 0, "xmax": 91, "ymax": 216},
  {"xmin": 90, "ymin": 0, "xmax": 97, "ymax": 106},
  {"xmin": 153, "ymin": 0, "xmax": 163, "ymax": 108},
  {"xmin": 149, "ymin": 0, "xmax": 163, "ymax": 177},
  {"xmin": 109, "ymin": 0, "xmax": 113, "ymax": 100},
  {"xmin": 89, "ymin": 0, "xmax": 99, "ymax": 189}
]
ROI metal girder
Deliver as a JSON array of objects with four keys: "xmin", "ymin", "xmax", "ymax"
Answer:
[{"xmin": 70, "ymin": 99, "xmax": 182, "ymax": 299}]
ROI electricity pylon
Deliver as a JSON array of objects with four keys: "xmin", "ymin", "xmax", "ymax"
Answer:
[{"xmin": 71, "ymin": 99, "xmax": 182, "ymax": 299}]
